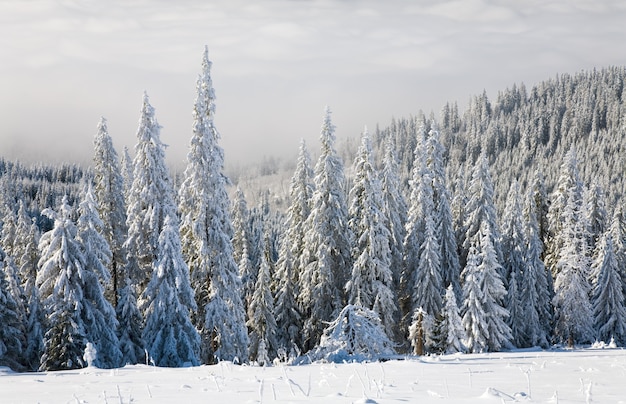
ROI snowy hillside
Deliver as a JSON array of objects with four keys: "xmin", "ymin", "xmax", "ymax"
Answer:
[{"xmin": 2, "ymin": 347, "xmax": 626, "ymax": 403}]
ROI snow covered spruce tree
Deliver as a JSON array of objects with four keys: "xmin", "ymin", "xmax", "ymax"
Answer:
[
  {"xmin": 0, "ymin": 248, "xmax": 25, "ymax": 371},
  {"xmin": 141, "ymin": 214, "xmax": 200, "ymax": 367},
  {"xmin": 380, "ymin": 136, "xmax": 407, "ymax": 291},
  {"xmin": 177, "ymin": 47, "xmax": 248, "ymax": 364},
  {"xmin": 592, "ymin": 231, "xmax": 626, "ymax": 344},
  {"xmin": 461, "ymin": 224, "xmax": 511, "ymax": 353},
  {"xmin": 310, "ymin": 304, "xmax": 395, "ymax": 362},
  {"xmin": 38, "ymin": 196, "xmax": 120, "ymax": 370},
  {"xmin": 273, "ymin": 139, "xmax": 313, "ymax": 356},
  {"xmin": 500, "ymin": 181, "xmax": 526, "ymax": 347},
  {"xmin": 76, "ymin": 183, "xmax": 123, "ymax": 369},
  {"xmin": 14, "ymin": 203, "xmax": 44, "ymax": 370},
  {"xmin": 247, "ymin": 240, "xmax": 278, "ymax": 366},
  {"xmin": 346, "ymin": 129, "xmax": 397, "ymax": 339},
  {"xmin": 93, "ymin": 116, "xmax": 128, "ymax": 306},
  {"xmin": 462, "ymin": 153, "xmax": 503, "ymax": 279},
  {"xmin": 546, "ymin": 146, "xmax": 584, "ymax": 277},
  {"xmin": 521, "ymin": 190, "xmax": 552, "ymax": 348},
  {"xmin": 426, "ymin": 127, "xmax": 461, "ymax": 297},
  {"xmin": 437, "ymin": 285, "xmax": 467, "ymax": 354},
  {"xmin": 552, "ymin": 181, "xmax": 594, "ymax": 346},
  {"xmin": 124, "ymin": 93, "xmax": 177, "ymax": 297},
  {"xmin": 299, "ymin": 106, "xmax": 352, "ymax": 352},
  {"xmin": 116, "ymin": 275, "xmax": 144, "ymax": 365}
]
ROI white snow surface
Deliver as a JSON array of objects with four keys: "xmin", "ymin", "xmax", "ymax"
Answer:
[{"xmin": 2, "ymin": 347, "xmax": 626, "ymax": 403}]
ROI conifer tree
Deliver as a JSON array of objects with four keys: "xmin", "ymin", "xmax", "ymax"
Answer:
[
  {"xmin": 0, "ymin": 249, "xmax": 25, "ymax": 371},
  {"xmin": 584, "ymin": 183, "xmax": 607, "ymax": 255},
  {"xmin": 427, "ymin": 127, "xmax": 461, "ymax": 296},
  {"xmin": 408, "ymin": 164, "xmax": 444, "ymax": 347},
  {"xmin": 500, "ymin": 181, "xmax": 526, "ymax": 346},
  {"xmin": 592, "ymin": 231, "xmax": 626, "ymax": 344},
  {"xmin": 552, "ymin": 185, "xmax": 594, "ymax": 345},
  {"xmin": 178, "ymin": 47, "xmax": 248, "ymax": 364},
  {"xmin": 546, "ymin": 146, "xmax": 584, "ymax": 277},
  {"xmin": 37, "ymin": 197, "xmax": 89, "ymax": 370},
  {"xmin": 76, "ymin": 183, "xmax": 122, "ymax": 369},
  {"xmin": 14, "ymin": 205, "xmax": 43, "ymax": 370},
  {"xmin": 346, "ymin": 130, "xmax": 397, "ymax": 338},
  {"xmin": 439, "ymin": 285, "xmax": 466, "ymax": 354},
  {"xmin": 463, "ymin": 153, "xmax": 503, "ymax": 276},
  {"xmin": 247, "ymin": 241, "xmax": 278, "ymax": 365},
  {"xmin": 462, "ymin": 225, "xmax": 511, "ymax": 353},
  {"xmin": 141, "ymin": 215, "xmax": 200, "ymax": 367},
  {"xmin": 380, "ymin": 136, "xmax": 407, "ymax": 290},
  {"xmin": 231, "ymin": 188, "xmax": 251, "ymax": 269},
  {"xmin": 274, "ymin": 140, "xmax": 313, "ymax": 355},
  {"xmin": 124, "ymin": 92, "xmax": 177, "ymax": 295},
  {"xmin": 93, "ymin": 116, "xmax": 128, "ymax": 306},
  {"xmin": 116, "ymin": 276, "xmax": 144, "ymax": 365},
  {"xmin": 300, "ymin": 106, "xmax": 352, "ymax": 351},
  {"xmin": 521, "ymin": 191, "xmax": 551, "ymax": 348}
]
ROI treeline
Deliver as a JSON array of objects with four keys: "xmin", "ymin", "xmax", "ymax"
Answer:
[{"xmin": 1, "ymin": 51, "xmax": 626, "ymax": 371}]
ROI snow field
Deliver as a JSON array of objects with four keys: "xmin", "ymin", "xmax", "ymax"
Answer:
[{"xmin": 2, "ymin": 348, "xmax": 626, "ymax": 403}]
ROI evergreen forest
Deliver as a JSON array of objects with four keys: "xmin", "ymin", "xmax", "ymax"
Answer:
[{"xmin": 2, "ymin": 48, "xmax": 626, "ymax": 370}]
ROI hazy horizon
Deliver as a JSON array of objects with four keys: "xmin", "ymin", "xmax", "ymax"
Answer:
[{"xmin": 2, "ymin": 0, "xmax": 626, "ymax": 169}]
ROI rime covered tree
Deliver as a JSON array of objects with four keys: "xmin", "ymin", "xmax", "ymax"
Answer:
[
  {"xmin": 521, "ymin": 191, "xmax": 552, "ymax": 348},
  {"xmin": 93, "ymin": 116, "xmax": 128, "ymax": 306},
  {"xmin": 380, "ymin": 136, "xmax": 407, "ymax": 290},
  {"xmin": 274, "ymin": 140, "xmax": 313, "ymax": 356},
  {"xmin": 552, "ymin": 184, "xmax": 594, "ymax": 346},
  {"xmin": 300, "ymin": 107, "xmax": 352, "ymax": 351},
  {"xmin": 76, "ymin": 184, "xmax": 123, "ymax": 369},
  {"xmin": 500, "ymin": 181, "xmax": 526, "ymax": 346},
  {"xmin": 0, "ymin": 249, "xmax": 24, "ymax": 371},
  {"xmin": 462, "ymin": 225, "xmax": 511, "ymax": 353},
  {"xmin": 247, "ymin": 243, "xmax": 278, "ymax": 365},
  {"xmin": 124, "ymin": 92, "xmax": 177, "ymax": 296},
  {"xmin": 346, "ymin": 130, "xmax": 397, "ymax": 338},
  {"xmin": 178, "ymin": 47, "xmax": 248, "ymax": 364},
  {"xmin": 13, "ymin": 203, "xmax": 43, "ymax": 370},
  {"xmin": 463, "ymin": 153, "xmax": 502, "ymax": 275},
  {"xmin": 427, "ymin": 127, "xmax": 460, "ymax": 297},
  {"xmin": 116, "ymin": 276, "xmax": 144, "ymax": 365},
  {"xmin": 37, "ymin": 197, "xmax": 90, "ymax": 371},
  {"xmin": 437, "ymin": 285, "xmax": 466, "ymax": 354},
  {"xmin": 592, "ymin": 231, "xmax": 626, "ymax": 344},
  {"xmin": 141, "ymin": 215, "xmax": 199, "ymax": 367}
]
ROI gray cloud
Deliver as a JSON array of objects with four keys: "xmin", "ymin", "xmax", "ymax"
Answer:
[{"xmin": 1, "ymin": 0, "xmax": 625, "ymax": 167}]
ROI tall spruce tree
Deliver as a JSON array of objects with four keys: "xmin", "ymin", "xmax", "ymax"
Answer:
[
  {"xmin": 0, "ymin": 248, "xmax": 25, "ymax": 371},
  {"xmin": 592, "ymin": 231, "xmax": 626, "ymax": 344},
  {"xmin": 380, "ymin": 136, "xmax": 407, "ymax": 291},
  {"xmin": 346, "ymin": 130, "xmax": 397, "ymax": 338},
  {"xmin": 15, "ymin": 209, "xmax": 44, "ymax": 370},
  {"xmin": 552, "ymin": 183, "xmax": 594, "ymax": 345},
  {"xmin": 76, "ymin": 183, "xmax": 123, "ymax": 369},
  {"xmin": 299, "ymin": 106, "xmax": 352, "ymax": 351},
  {"xmin": 500, "ymin": 181, "xmax": 526, "ymax": 347},
  {"xmin": 37, "ymin": 197, "xmax": 90, "ymax": 371},
  {"xmin": 274, "ymin": 140, "xmax": 313, "ymax": 356},
  {"xmin": 247, "ymin": 239, "xmax": 278, "ymax": 365},
  {"xmin": 427, "ymin": 127, "xmax": 461, "ymax": 297},
  {"xmin": 93, "ymin": 116, "xmax": 128, "ymax": 307},
  {"xmin": 521, "ymin": 190, "xmax": 551, "ymax": 348},
  {"xmin": 141, "ymin": 215, "xmax": 200, "ymax": 367},
  {"xmin": 124, "ymin": 92, "xmax": 177, "ymax": 296},
  {"xmin": 178, "ymin": 47, "xmax": 248, "ymax": 364}
]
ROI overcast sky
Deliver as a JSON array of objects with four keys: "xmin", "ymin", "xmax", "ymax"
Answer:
[{"xmin": 1, "ymin": 0, "xmax": 626, "ymax": 168}]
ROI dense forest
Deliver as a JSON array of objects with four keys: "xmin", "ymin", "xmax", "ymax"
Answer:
[{"xmin": 2, "ymin": 50, "xmax": 626, "ymax": 371}]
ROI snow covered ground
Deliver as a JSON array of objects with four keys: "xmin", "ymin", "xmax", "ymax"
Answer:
[{"xmin": 3, "ymin": 347, "xmax": 626, "ymax": 403}]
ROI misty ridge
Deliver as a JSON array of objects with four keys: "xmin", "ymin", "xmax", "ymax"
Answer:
[{"xmin": 3, "ymin": 51, "xmax": 626, "ymax": 373}]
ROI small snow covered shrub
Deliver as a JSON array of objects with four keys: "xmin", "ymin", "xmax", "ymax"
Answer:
[{"xmin": 308, "ymin": 305, "xmax": 395, "ymax": 363}]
